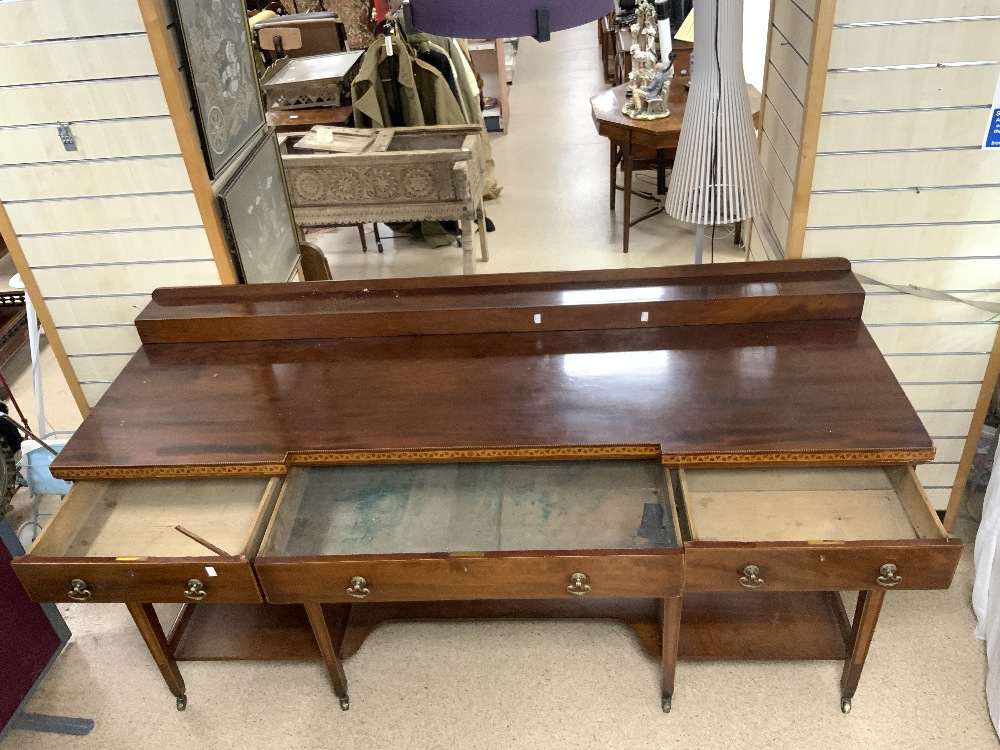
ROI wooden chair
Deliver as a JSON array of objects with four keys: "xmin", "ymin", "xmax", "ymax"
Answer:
[
  {"xmin": 299, "ymin": 242, "xmax": 333, "ymax": 281},
  {"xmin": 255, "ymin": 11, "xmax": 348, "ymax": 65}
]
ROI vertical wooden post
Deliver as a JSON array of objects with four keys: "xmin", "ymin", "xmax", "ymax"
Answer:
[{"xmin": 137, "ymin": 0, "xmax": 239, "ymax": 285}]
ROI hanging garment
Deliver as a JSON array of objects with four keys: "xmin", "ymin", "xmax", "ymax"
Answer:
[
  {"xmin": 351, "ymin": 36, "xmax": 465, "ymax": 128},
  {"xmin": 390, "ymin": 13, "xmax": 502, "ymax": 199}
]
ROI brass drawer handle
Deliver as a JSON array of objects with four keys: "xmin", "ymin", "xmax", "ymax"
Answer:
[
  {"xmin": 739, "ymin": 565, "xmax": 764, "ymax": 590},
  {"xmin": 68, "ymin": 578, "xmax": 92, "ymax": 601},
  {"xmin": 347, "ymin": 576, "xmax": 370, "ymax": 599},
  {"xmin": 877, "ymin": 563, "xmax": 902, "ymax": 588},
  {"xmin": 183, "ymin": 579, "xmax": 207, "ymax": 601},
  {"xmin": 567, "ymin": 572, "xmax": 591, "ymax": 596}
]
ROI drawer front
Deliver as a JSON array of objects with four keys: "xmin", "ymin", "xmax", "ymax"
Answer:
[
  {"xmin": 684, "ymin": 542, "xmax": 961, "ymax": 592},
  {"xmin": 256, "ymin": 552, "xmax": 682, "ymax": 604},
  {"xmin": 12, "ymin": 559, "xmax": 263, "ymax": 603}
]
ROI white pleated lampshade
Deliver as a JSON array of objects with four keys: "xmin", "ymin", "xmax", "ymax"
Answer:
[{"xmin": 664, "ymin": 0, "xmax": 763, "ymax": 226}]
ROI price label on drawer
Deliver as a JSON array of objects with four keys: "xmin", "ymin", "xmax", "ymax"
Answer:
[{"xmin": 205, "ymin": 566, "xmax": 218, "ymax": 577}]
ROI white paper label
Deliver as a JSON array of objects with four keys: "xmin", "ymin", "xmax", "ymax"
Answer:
[{"xmin": 205, "ymin": 566, "xmax": 218, "ymax": 577}]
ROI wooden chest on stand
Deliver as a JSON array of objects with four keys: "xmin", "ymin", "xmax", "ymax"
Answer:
[{"xmin": 279, "ymin": 125, "xmax": 489, "ymax": 271}]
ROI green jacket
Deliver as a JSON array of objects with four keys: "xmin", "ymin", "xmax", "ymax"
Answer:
[{"xmin": 351, "ymin": 37, "xmax": 465, "ymax": 128}]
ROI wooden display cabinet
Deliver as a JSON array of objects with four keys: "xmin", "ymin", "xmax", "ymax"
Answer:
[
  {"xmin": 255, "ymin": 460, "xmax": 684, "ymax": 711},
  {"xmin": 13, "ymin": 477, "xmax": 283, "ymax": 710}
]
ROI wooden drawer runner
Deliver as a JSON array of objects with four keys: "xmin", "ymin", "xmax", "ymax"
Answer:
[
  {"xmin": 672, "ymin": 465, "xmax": 961, "ymax": 593},
  {"xmin": 256, "ymin": 551, "xmax": 682, "ymax": 603},
  {"xmin": 14, "ymin": 477, "xmax": 283, "ymax": 604}
]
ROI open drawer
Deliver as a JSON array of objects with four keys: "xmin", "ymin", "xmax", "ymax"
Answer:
[
  {"xmin": 13, "ymin": 477, "xmax": 283, "ymax": 603},
  {"xmin": 670, "ymin": 466, "xmax": 962, "ymax": 592},
  {"xmin": 255, "ymin": 460, "xmax": 683, "ymax": 604}
]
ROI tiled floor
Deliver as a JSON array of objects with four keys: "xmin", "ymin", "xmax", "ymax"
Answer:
[{"xmin": 1, "ymin": 21, "xmax": 995, "ymax": 750}]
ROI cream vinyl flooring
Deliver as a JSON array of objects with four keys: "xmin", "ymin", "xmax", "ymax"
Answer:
[{"xmin": 2, "ymin": 22, "xmax": 997, "ymax": 750}]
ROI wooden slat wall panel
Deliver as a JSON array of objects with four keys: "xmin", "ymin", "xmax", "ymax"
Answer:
[
  {"xmin": 69, "ymin": 355, "xmax": 134, "ymax": 383},
  {"xmin": 57, "ymin": 327, "xmax": 142, "ymax": 357},
  {"xmin": 813, "ymin": 150, "xmax": 1000, "ymax": 191},
  {"xmin": 772, "ymin": 0, "xmax": 814, "ymax": 62},
  {"xmin": 824, "ymin": 65, "xmax": 1000, "ymax": 112},
  {"xmin": 80, "ymin": 383, "xmax": 112, "ymax": 405},
  {"xmin": 805, "ymin": 224, "xmax": 1000, "ymax": 262},
  {"xmin": 0, "ymin": 0, "xmax": 145, "ymax": 44},
  {"xmin": 917, "ymin": 411, "xmax": 976, "ymax": 439},
  {"xmin": 932, "ymin": 438, "xmax": 969, "ymax": 465},
  {"xmin": 754, "ymin": 0, "xmax": 817, "ymax": 262},
  {"xmin": 0, "ymin": 118, "xmax": 179, "ymax": 165},
  {"xmin": 0, "ymin": 157, "xmax": 191, "ymax": 201},
  {"xmin": 764, "ymin": 63, "xmax": 805, "ymax": 135},
  {"xmin": 32, "ymin": 261, "xmax": 219, "ymax": 298},
  {"xmin": 807, "ymin": 187, "xmax": 1000, "ymax": 227},
  {"xmin": 903, "ymin": 383, "xmax": 983, "ymax": 411},
  {"xmin": 916, "ymin": 462, "xmax": 962, "ymax": 489},
  {"xmin": 769, "ymin": 28, "xmax": 809, "ymax": 101},
  {"xmin": 759, "ymin": 138, "xmax": 795, "ymax": 212},
  {"xmin": 924, "ymin": 487, "xmax": 953, "ymax": 507},
  {"xmin": 884, "ymin": 354, "xmax": 992, "ymax": 384},
  {"xmin": 869, "ymin": 324, "xmax": 997, "ymax": 355},
  {"xmin": 0, "ymin": 78, "xmax": 170, "ymax": 127},
  {"xmin": 852, "ymin": 259, "xmax": 1000, "ymax": 291},
  {"xmin": 834, "ymin": 0, "xmax": 999, "ymax": 24},
  {"xmin": 792, "ymin": 0, "xmax": 816, "ymax": 20},
  {"xmin": 20, "ymin": 228, "xmax": 212, "ymax": 268},
  {"xmin": 45, "ymin": 296, "xmax": 152, "ymax": 328},
  {"xmin": 6, "ymin": 193, "xmax": 201, "ymax": 234},
  {"xmin": 817, "ymin": 110, "xmax": 989, "ymax": 152},
  {"xmin": 0, "ymin": 36, "xmax": 157, "ymax": 86},
  {"xmin": 760, "ymin": 176, "xmax": 791, "ymax": 251},
  {"xmin": 0, "ymin": 0, "xmax": 226, "ymax": 412},
  {"xmin": 863, "ymin": 294, "xmax": 998, "ymax": 325},
  {"xmin": 828, "ymin": 20, "xmax": 1000, "ymax": 69},
  {"xmin": 762, "ymin": 106, "xmax": 799, "ymax": 175}
]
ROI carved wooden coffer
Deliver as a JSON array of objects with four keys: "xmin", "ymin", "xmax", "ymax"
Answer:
[{"xmin": 278, "ymin": 125, "xmax": 486, "ymax": 227}]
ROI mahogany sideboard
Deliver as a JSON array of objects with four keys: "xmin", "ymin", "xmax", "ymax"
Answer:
[{"xmin": 13, "ymin": 258, "xmax": 961, "ymax": 714}]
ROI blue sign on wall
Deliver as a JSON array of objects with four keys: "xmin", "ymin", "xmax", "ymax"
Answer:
[{"xmin": 986, "ymin": 108, "xmax": 1000, "ymax": 149}]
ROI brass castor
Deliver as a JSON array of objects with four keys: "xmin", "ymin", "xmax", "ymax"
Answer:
[
  {"xmin": 176, "ymin": 694, "xmax": 187, "ymax": 711},
  {"xmin": 662, "ymin": 694, "xmax": 672, "ymax": 713},
  {"xmin": 339, "ymin": 696, "xmax": 350, "ymax": 711},
  {"xmin": 841, "ymin": 697, "xmax": 852, "ymax": 714}
]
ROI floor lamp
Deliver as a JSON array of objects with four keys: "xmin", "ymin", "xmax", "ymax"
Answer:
[{"xmin": 663, "ymin": 0, "xmax": 762, "ymax": 263}]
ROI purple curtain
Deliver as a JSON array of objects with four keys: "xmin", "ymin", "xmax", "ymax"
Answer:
[{"xmin": 408, "ymin": 0, "xmax": 612, "ymax": 39}]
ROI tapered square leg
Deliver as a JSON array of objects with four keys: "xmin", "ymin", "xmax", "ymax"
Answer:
[
  {"xmin": 840, "ymin": 589, "xmax": 886, "ymax": 713},
  {"xmin": 126, "ymin": 602, "xmax": 187, "ymax": 710},
  {"xmin": 304, "ymin": 602, "xmax": 350, "ymax": 710},
  {"xmin": 660, "ymin": 595, "xmax": 682, "ymax": 712}
]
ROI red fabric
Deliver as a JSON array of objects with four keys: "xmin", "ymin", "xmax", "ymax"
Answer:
[
  {"xmin": 372, "ymin": 0, "xmax": 390, "ymax": 24},
  {"xmin": 0, "ymin": 534, "xmax": 62, "ymax": 732}
]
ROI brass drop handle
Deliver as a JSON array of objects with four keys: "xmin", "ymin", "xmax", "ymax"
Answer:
[
  {"xmin": 183, "ymin": 579, "xmax": 207, "ymax": 601},
  {"xmin": 347, "ymin": 576, "xmax": 370, "ymax": 599},
  {"xmin": 877, "ymin": 563, "xmax": 902, "ymax": 588},
  {"xmin": 739, "ymin": 565, "xmax": 764, "ymax": 590},
  {"xmin": 567, "ymin": 572, "xmax": 591, "ymax": 596},
  {"xmin": 68, "ymin": 578, "xmax": 92, "ymax": 601}
]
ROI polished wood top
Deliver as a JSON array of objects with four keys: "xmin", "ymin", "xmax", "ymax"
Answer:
[
  {"xmin": 136, "ymin": 258, "xmax": 863, "ymax": 343},
  {"xmin": 51, "ymin": 260, "xmax": 933, "ymax": 479},
  {"xmin": 591, "ymin": 81, "xmax": 762, "ymax": 146}
]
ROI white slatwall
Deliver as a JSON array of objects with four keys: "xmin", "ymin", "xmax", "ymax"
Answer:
[
  {"xmin": 749, "ymin": 0, "xmax": 816, "ymax": 261},
  {"xmin": 797, "ymin": 9, "xmax": 1000, "ymax": 509},
  {"xmin": 0, "ymin": 0, "xmax": 220, "ymax": 408}
]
